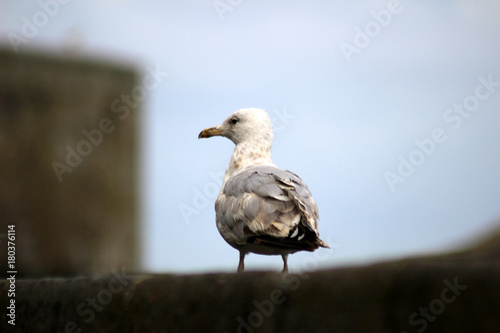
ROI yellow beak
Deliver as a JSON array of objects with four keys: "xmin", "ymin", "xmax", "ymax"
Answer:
[{"xmin": 198, "ymin": 127, "xmax": 223, "ymax": 139}]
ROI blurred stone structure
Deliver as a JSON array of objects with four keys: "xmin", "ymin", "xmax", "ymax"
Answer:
[{"xmin": 0, "ymin": 48, "xmax": 140, "ymax": 277}]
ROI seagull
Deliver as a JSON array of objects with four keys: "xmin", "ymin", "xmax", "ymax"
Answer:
[{"xmin": 199, "ymin": 108, "xmax": 329, "ymax": 273}]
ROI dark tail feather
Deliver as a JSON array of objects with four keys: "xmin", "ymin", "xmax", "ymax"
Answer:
[{"xmin": 317, "ymin": 238, "xmax": 330, "ymax": 249}]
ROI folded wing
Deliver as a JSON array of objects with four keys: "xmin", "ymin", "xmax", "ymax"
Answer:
[{"xmin": 216, "ymin": 165, "xmax": 327, "ymax": 252}]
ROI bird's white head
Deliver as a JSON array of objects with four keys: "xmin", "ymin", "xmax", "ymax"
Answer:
[{"xmin": 199, "ymin": 108, "xmax": 274, "ymax": 147}]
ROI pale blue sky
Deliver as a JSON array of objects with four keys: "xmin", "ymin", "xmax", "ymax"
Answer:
[{"xmin": 2, "ymin": 0, "xmax": 500, "ymax": 273}]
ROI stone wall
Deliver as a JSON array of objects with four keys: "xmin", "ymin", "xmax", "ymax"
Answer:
[{"xmin": 0, "ymin": 49, "xmax": 139, "ymax": 277}]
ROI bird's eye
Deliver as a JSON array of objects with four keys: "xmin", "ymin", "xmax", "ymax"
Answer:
[{"xmin": 230, "ymin": 118, "xmax": 239, "ymax": 125}]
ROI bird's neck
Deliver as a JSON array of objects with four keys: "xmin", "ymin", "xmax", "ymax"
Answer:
[{"xmin": 223, "ymin": 141, "xmax": 274, "ymax": 182}]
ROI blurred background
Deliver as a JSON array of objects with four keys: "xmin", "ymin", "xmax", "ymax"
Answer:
[{"xmin": 0, "ymin": 0, "xmax": 499, "ymax": 277}]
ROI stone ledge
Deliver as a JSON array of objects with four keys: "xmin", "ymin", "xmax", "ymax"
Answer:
[
  {"xmin": 1, "ymin": 226, "xmax": 498, "ymax": 332},
  {"xmin": 1, "ymin": 252, "xmax": 499, "ymax": 333}
]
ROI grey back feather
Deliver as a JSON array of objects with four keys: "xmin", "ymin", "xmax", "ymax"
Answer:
[{"xmin": 215, "ymin": 165, "xmax": 319, "ymax": 245}]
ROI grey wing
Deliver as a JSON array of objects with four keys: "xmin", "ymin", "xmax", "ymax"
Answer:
[{"xmin": 215, "ymin": 165, "xmax": 320, "ymax": 248}]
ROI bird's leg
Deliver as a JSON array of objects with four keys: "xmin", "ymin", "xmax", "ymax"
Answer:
[
  {"xmin": 237, "ymin": 251, "xmax": 245, "ymax": 273},
  {"xmin": 281, "ymin": 254, "xmax": 289, "ymax": 274}
]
